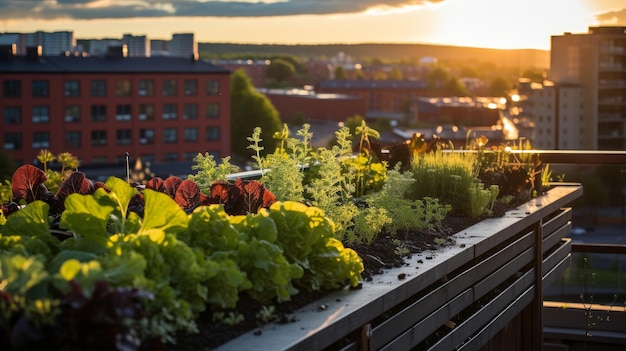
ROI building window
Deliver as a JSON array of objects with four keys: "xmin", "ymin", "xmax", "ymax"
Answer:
[
  {"xmin": 116, "ymin": 129, "xmax": 132, "ymax": 145},
  {"xmin": 65, "ymin": 106, "xmax": 80, "ymax": 123},
  {"xmin": 32, "ymin": 80, "xmax": 49, "ymax": 97},
  {"xmin": 184, "ymin": 80, "xmax": 198, "ymax": 96},
  {"xmin": 163, "ymin": 128, "xmax": 177, "ymax": 143},
  {"xmin": 140, "ymin": 154, "xmax": 156, "ymax": 163},
  {"xmin": 162, "ymin": 79, "xmax": 177, "ymax": 96},
  {"xmin": 116, "ymin": 79, "xmax": 131, "ymax": 96},
  {"xmin": 163, "ymin": 104, "xmax": 177, "ymax": 120},
  {"xmin": 138, "ymin": 80, "xmax": 154, "ymax": 96},
  {"xmin": 183, "ymin": 103, "xmax": 198, "ymax": 120},
  {"xmin": 65, "ymin": 131, "xmax": 81, "ymax": 148},
  {"xmin": 92, "ymin": 156, "xmax": 108, "ymax": 164},
  {"xmin": 206, "ymin": 126, "xmax": 220, "ymax": 141},
  {"xmin": 3, "ymin": 107, "xmax": 21, "ymax": 124},
  {"xmin": 4, "ymin": 133, "xmax": 22, "ymax": 150},
  {"xmin": 206, "ymin": 103, "xmax": 219, "ymax": 119},
  {"xmin": 91, "ymin": 105, "xmax": 107, "ymax": 122},
  {"xmin": 139, "ymin": 129, "xmax": 155, "ymax": 144},
  {"xmin": 163, "ymin": 152, "xmax": 178, "ymax": 162},
  {"xmin": 139, "ymin": 104, "xmax": 155, "ymax": 121},
  {"xmin": 91, "ymin": 80, "xmax": 107, "ymax": 97},
  {"xmin": 91, "ymin": 130, "xmax": 107, "ymax": 146},
  {"xmin": 32, "ymin": 106, "xmax": 49, "ymax": 123},
  {"xmin": 183, "ymin": 152, "xmax": 197, "ymax": 161},
  {"xmin": 64, "ymin": 80, "xmax": 80, "ymax": 97},
  {"xmin": 3, "ymin": 80, "xmax": 21, "ymax": 98},
  {"xmin": 32, "ymin": 132, "xmax": 50, "ymax": 149},
  {"xmin": 115, "ymin": 154, "xmax": 129, "ymax": 164},
  {"xmin": 116, "ymin": 105, "xmax": 131, "ymax": 121},
  {"xmin": 206, "ymin": 80, "xmax": 220, "ymax": 95},
  {"xmin": 184, "ymin": 127, "xmax": 198, "ymax": 142}
]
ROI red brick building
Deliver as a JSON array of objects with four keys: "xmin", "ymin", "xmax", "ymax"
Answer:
[
  {"xmin": 259, "ymin": 88, "xmax": 366, "ymax": 123},
  {"xmin": 1, "ymin": 46, "xmax": 231, "ymax": 175},
  {"xmin": 316, "ymin": 79, "xmax": 427, "ymax": 122}
]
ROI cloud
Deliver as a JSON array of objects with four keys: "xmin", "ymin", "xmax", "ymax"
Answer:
[
  {"xmin": 0, "ymin": 0, "xmax": 445, "ymax": 20},
  {"xmin": 594, "ymin": 7, "xmax": 626, "ymax": 25}
]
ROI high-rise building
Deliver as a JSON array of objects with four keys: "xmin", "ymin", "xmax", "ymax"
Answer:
[
  {"xmin": 517, "ymin": 79, "xmax": 586, "ymax": 150},
  {"xmin": 0, "ymin": 31, "xmax": 75, "ymax": 56},
  {"xmin": 550, "ymin": 26, "xmax": 626, "ymax": 150},
  {"xmin": 122, "ymin": 34, "xmax": 150, "ymax": 57},
  {"xmin": 169, "ymin": 33, "xmax": 197, "ymax": 59}
]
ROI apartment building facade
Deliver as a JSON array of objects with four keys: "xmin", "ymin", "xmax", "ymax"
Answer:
[
  {"xmin": 0, "ymin": 31, "xmax": 75, "ymax": 56},
  {"xmin": 517, "ymin": 79, "xmax": 586, "ymax": 149},
  {"xmin": 169, "ymin": 33, "xmax": 197, "ymax": 59},
  {"xmin": 1, "ymin": 46, "xmax": 231, "ymax": 169},
  {"xmin": 550, "ymin": 26, "xmax": 626, "ymax": 150}
]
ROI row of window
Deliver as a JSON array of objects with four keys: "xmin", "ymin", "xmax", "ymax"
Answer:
[
  {"xmin": 4, "ymin": 127, "xmax": 221, "ymax": 150},
  {"xmin": 96, "ymin": 151, "xmax": 221, "ymax": 165},
  {"xmin": 2, "ymin": 79, "xmax": 221, "ymax": 98},
  {"xmin": 3, "ymin": 103, "xmax": 220, "ymax": 124}
]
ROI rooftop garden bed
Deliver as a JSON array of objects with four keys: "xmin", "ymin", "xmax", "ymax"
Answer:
[{"xmin": 0, "ymin": 123, "xmax": 579, "ymax": 350}]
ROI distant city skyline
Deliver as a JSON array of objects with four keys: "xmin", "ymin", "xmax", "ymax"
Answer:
[{"xmin": 1, "ymin": 0, "xmax": 625, "ymax": 50}]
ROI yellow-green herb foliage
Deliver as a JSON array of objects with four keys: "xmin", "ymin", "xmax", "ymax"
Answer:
[{"xmin": 409, "ymin": 149, "xmax": 479, "ymax": 216}]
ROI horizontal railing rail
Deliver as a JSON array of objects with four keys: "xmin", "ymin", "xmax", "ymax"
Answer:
[{"xmin": 571, "ymin": 242, "xmax": 626, "ymax": 254}]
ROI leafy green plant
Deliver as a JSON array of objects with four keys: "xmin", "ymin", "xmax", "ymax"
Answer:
[
  {"xmin": 188, "ymin": 153, "xmax": 239, "ymax": 193},
  {"xmin": 467, "ymin": 182, "xmax": 500, "ymax": 218},
  {"xmin": 0, "ymin": 180, "xmax": 11, "ymax": 204},
  {"xmin": 392, "ymin": 239, "xmax": 410, "ymax": 257},
  {"xmin": 365, "ymin": 166, "xmax": 451, "ymax": 236},
  {"xmin": 268, "ymin": 201, "xmax": 363, "ymax": 290},
  {"xmin": 1, "ymin": 159, "xmax": 366, "ymax": 347},
  {"xmin": 255, "ymin": 305, "xmax": 277, "ymax": 323},
  {"xmin": 257, "ymin": 124, "xmax": 313, "ymax": 202}
]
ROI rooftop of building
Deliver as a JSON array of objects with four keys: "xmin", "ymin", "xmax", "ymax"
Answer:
[
  {"xmin": 318, "ymin": 79, "xmax": 427, "ymax": 89},
  {"xmin": 0, "ymin": 48, "xmax": 230, "ymax": 74},
  {"xmin": 416, "ymin": 96, "xmax": 508, "ymax": 109},
  {"xmin": 257, "ymin": 87, "xmax": 360, "ymax": 100}
]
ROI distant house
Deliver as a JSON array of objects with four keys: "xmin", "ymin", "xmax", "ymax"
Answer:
[
  {"xmin": 216, "ymin": 59, "xmax": 270, "ymax": 87},
  {"xmin": 316, "ymin": 79, "xmax": 428, "ymax": 123},
  {"xmin": 259, "ymin": 88, "xmax": 366, "ymax": 123},
  {"xmin": 412, "ymin": 97, "xmax": 504, "ymax": 126},
  {"xmin": 0, "ymin": 45, "xmax": 231, "ymax": 178}
]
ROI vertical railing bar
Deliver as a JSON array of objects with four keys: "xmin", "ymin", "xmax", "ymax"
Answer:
[{"xmin": 533, "ymin": 219, "xmax": 544, "ymax": 350}]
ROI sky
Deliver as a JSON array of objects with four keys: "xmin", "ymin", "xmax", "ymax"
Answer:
[{"xmin": 1, "ymin": 0, "xmax": 626, "ymax": 50}]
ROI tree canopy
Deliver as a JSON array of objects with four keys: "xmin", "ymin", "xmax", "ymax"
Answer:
[
  {"xmin": 487, "ymin": 76, "xmax": 512, "ymax": 97},
  {"xmin": 230, "ymin": 69, "xmax": 283, "ymax": 158},
  {"xmin": 0, "ymin": 148, "xmax": 15, "ymax": 182},
  {"xmin": 266, "ymin": 58, "xmax": 296, "ymax": 83}
]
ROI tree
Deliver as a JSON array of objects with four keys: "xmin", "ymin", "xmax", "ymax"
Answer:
[
  {"xmin": 0, "ymin": 148, "xmax": 15, "ymax": 181},
  {"xmin": 444, "ymin": 76, "xmax": 470, "ymax": 97},
  {"xmin": 388, "ymin": 66, "xmax": 403, "ymax": 80},
  {"xmin": 427, "ymin": 65, "xmax": 449, "ymax": 90},
  {"xmin": 230, "ymin": 69, "xmax": 282, "ymax": 158},
  {"xmin": 487, "ymin": 76, "xmax": 512, "ymax": 96},
  {"xmin": 266, "ymin": 59, "xmax": 295, "ymax": 83},
  {"xmin": 521, "ymin": 68, "xmax": 546, "ymax": 83},
  {"xmin": 334, "ymin": 65, "xmax": 347, "ymax": 80}
]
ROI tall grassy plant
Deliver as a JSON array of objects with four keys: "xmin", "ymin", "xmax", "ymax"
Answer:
[{"xmin": 408, "ymin": 150, "xmax": 479, "ymax": 216}]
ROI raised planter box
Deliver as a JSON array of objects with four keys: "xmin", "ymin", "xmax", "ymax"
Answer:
[{"xmin": 215, "ymin": 184, "xmax": 583, "ymax": 351}]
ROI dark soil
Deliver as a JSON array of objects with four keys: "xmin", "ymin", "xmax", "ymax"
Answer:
[{"xmin": 165, "ymin": 199, "xmax": 521, "ymax": 351}]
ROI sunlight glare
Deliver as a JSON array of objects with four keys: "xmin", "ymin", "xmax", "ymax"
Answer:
[{"xmin": 415, "ymin": 0, "xmax": 595, "ymax": 49}]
